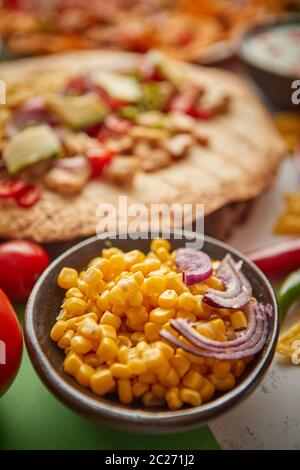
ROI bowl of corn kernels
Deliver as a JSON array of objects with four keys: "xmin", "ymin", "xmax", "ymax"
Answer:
[{"xmin": 24, "ymin": 230, "xmax": 279, "ymax": 433}]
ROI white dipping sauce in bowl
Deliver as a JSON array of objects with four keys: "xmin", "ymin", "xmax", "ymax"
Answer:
[{"xmin": 241, "ymin": 24, "xmax": 300, "ymax": 77}]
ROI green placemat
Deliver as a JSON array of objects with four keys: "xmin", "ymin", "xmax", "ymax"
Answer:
[{"xmin": 0, "ymin": 307, "xmax": 219, "ymax": 450}]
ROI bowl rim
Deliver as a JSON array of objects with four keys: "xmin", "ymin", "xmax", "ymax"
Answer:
[
  {"xmin": 24, "ymin": 230, "xmax": 279, "ymax": 429},
  {"xmin": 238, "ymin": 12, "xmax": 300, "ymax": 81}
]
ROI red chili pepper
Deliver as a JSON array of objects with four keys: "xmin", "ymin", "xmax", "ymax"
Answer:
[
  {"xmin": 0, "ymin": 178, "xmax": 28, "ymax": 199},
  {"xmin": 96, "ymin": 88, "xmax": 126, "ymax": 111},
  {"xmin": 0, "ymin": 240, "xmax": 49, "ymax": 302},
  {"xmin": 176, "ymin": 31, "xmax": 194, "ymax": 47},
  {"xmin": 0, "ymin": 289, "xmax": 23, "ymax": 397},
  {"xmin": 96, "ymin": 115, "xmax": 131, "ymax": 143},
  {"xmin": 87, "ymin": 148, "xmax": 115, "ymax": 178},
  {"xmin": 247, "ymin": 239, "xmax": 300, "ymax": 279},
  {"xmin": 17, "ymin": 184, "xmax": 41, "ymax": 208},
  {"xmin": 167, "ymin": 92, "xmax": 212, "ymax": 120}
]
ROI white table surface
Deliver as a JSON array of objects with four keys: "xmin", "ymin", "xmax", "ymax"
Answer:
[{"xmin": 209, "ymin": 158, "xmax": 300, "ymax": 450}]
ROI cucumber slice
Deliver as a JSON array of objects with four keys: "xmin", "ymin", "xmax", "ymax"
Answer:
[
  {"xmin": 90, "ymin": 70, "xmax": 142, "ymax": 102},
  {"xmin": 46, "ymin": 93, "xmax": 108, "ymax": 129},
  {"xmin": 3, "ymin": 124, "xmax": 61, "ymax": 174}
]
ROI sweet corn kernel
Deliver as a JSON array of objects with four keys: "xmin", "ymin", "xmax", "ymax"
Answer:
[
  {"xmin": 144, "ymin": 322, "xmax": 160, "ymax": 341},
  {"xmin": 117, "ymin": 346, "xmax": 129, "ymax": 363},
  {"xmin": 98, "ymin": 324, "xmax": 117, "ymax": 341},
  {"xmin": 159, "ymin": 368, "xmax": 179, "ymax": 387},
  {"xmin": 64, "ymin": 297, "xmax": 87, "ymax": 317},
  {"xmin": 128, "ymin": 290, "xmax": 143, "ymax": 307},
  {"xmin": 64, "ymin": 352, "xmax": 83, "ymax": 376},
  {"xmin": 110, "ymin": 363, "xmax": 132, "ymax": 379},
  {"xmin": 90, "ymin": 369, "xmax": 116, "ymax": 396},
  {"xmin": 139, "ymin": 371, "xmax": 157, "ymax": 384},
  {"xmin": 151, "ymin": 383, "xmax": 166, "ymax": 398},
  {"xmin": 127, "ymin": 358, "xmax": 147, "ymax": 375},
  {"xmin": 144, "ymin": 276, "xmax": 166, "ymax": 295},
  {"xmin": 150, "ymin": 307, "xmax": 175, "ymax": 324},
  {"xmin": 97, "ymin": 337, "xmax": 119, "ymax": 363},
  {"xmin": 58, "ymin": 329, "xmax": 75, "ymax": 349},
  {"xmin": 176, "ymin": 292, "xmax": 197, "ymax": 311},
  {"xmin": 182, "ymin": 370, "xmax": 203, "ymax": 390},
  {"xmin": 65, "ymin": 312, "xmax": 98, "ymax": 331},
  {"xmin": 196, "ymin": 324, "xmax": 216, "ymax": 340},
  {"xmin": 102, "ymin": 247, "xmax": 122, "ymax": 259},
  {"xmin": 112, "ymin": 304, "xmax": 128, "ymax": 316},
  {"xmin": 153, "ymin": 341, "xmax": 174, "ymax": 360},
  {"xmin": 158, "ymin": 289, "xmax": 178, "ymax": 308},
  {"xmin": 178, "ymin": 349, "xmax": 204, "ymax": 366},
  {"xmin": 65, "ymin": 287, "xmax": 83, "ymax": 299},
  {"xmin": 50, "ymin": 320, "xmax": 67, "ymax": 342},
  {"xmin": 150, "ymin": 238, "xmax": 171, "ymax": 252},
  {"xmin": 132, "ymin": 271, "xmax": 144, "ymax": 286},
  {"xmin": 77, "ymin": 318, "xmax": 99, "ymax": 339},
  {"xmin": 231, "ymin": 360, "xmax": 246, "ymax": 378},
  {"xmin": 126, "ymin": 306, "xmax": 148, "ymax": 327},
  {"xmin": 118, "ymin": 379, "xmax": 133, "ymax": 404},
  {"xmin": 175, "ymin": 310, "xmax": 196, "ymax": 321},
  {"xmin": 165, "ymin": 272, "xmax": 186, "ymax": 294},
  {"xmin": 132, "ymin": 381, "xmax": 149, "ymax": 398},
  {"xmin": 101, "ymin": 311, "xmax": 121, "ymax": 330},
  {"xmin": 97, "ymin": 290, "xmax": 111, "ymax": 313},
  {"xmin": 117, "ymin": 335, "xmax": 132, "ymax": 348},
  {"xmin": 212, "ymin": 361, "xmax": 231, "ymax": 379},
  {"xmin": 206, "ymin": 275, "xmax": 224, "ymax": 290},
  {"xmin": 230, "ymin": 310, "xmax": 248, "ymax": 330},
  {"xmin": 108, "ymin": 254, "xmax": 126, "ymax": 277},
  {"xmin": 58, "ymin": 267, "xmax": 78, "ymax": 289},
  {"xmin": 83, "ymin": 266, "xmax": 103, "ymax": 290},
  {"xmin": 124, "ymin": 250, "xmax": 145, "ymax": 268},
  {"xmin": 136, "ymin": 341, "xmax": 150, "ymax": 355},
  {"xmin": 76, "ymin": 364, "xmax": 95, "ymax": 387},
  {"xmin": 109, "ymin": 285, "xmax": 126, "ymax": 306},
  {"xmin": 180, "ymin": 388, "xmax": 202, "ymax": 406},
  {"xmin": 165, "ymin": 387, "xmax": 183, "ymax": 410},
  {"xmin": 162, "ymin": 322, "xmax": 179, "ymax": 337},
  {"xmin": 84, "ymin": 353, "xmax": 100, "ymax": 368},
  {"xmin": 199, "ymin": 378, "xmax": 215, "ymax": 403},
  {"xmin": 118, "ymin": 277, "xmax": 139, "ymax": 294},
  {"xmin": 131, "ymin": 332, "xmax": 146, "ymax": 345},
  {"xmin": 210, "ymin": 318, "xmax": 226, "ymax": 337},
  {"xmin": 142, "ymin": 347, "xmax": 164, "ymax": 370},
  {"xmin": 209, "ymin": 373, "xmax": 236, "ymax": 391},
  {"xmin": 171, "ymin": 353, "xmax": 191, "ymax": 378},
  {"xmin": 142, "ymin": 391, "xmax": 165, "ymax": 407},
  {"xmin": 71, "ymin": 335, "xmax": 93, "ymax": 355},
  {"xmin": 92, "ymin": 258, "xmax": 112, "ymax": 280},
  {"xmin": 156, "ymin": 246, "xmax": 169, "ymax": 262}
]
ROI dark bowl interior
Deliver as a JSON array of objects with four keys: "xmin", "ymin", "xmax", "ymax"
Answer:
[
  {"xmin": 25, "ymin": 231, "xmax": 279, "ymax": 434},
  {"xmin": 239, "ymin": 14, "xmax": 300, "ymax": 110}
]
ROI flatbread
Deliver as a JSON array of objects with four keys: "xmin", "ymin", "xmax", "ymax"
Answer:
[{"xmin": 0, "ymin": 51, "xmax": 285, "ymax": 242}]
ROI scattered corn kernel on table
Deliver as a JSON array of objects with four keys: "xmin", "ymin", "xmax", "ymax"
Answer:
[{"xmin": 0, "ymin": 159, "xmax": 298, "ymax": 450}]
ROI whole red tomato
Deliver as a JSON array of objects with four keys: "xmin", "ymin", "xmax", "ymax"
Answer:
[
  {"xmin": 0, "ymin": 240, "xmax": 49, "ymax": 302},
  {"xmin": 0, "ymin": 289, "xmax": 23, "ymax": 397}
]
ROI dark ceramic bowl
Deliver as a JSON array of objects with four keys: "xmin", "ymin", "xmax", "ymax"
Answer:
[
  {"xmin": 238, "ymin": 14, "xmax": 300, "ymax": 110},
  {"xmin": 25, "ymin": 231, "xmax": 279, "ymax": 434}
]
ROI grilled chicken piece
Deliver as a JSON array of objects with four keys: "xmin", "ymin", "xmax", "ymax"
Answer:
[
  {"xmin": 44, "ymin": 159, "xmax": 90, "ymax": 194},
  {"xmin": 135, "ymin": 140, "xmax": 171, "ymax": 172},
  {"xmin": 163, "ymin": 133, "xmax": 194, "ymax": 159},
  {"xmin": 105, "ymin": 156, "xmax": 139, "ymax": 185},
  {"xmin": 63, "ymin": 131, "xmax": 101, "ymax": 156}
]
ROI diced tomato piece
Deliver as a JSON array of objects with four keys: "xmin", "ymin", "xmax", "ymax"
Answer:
[
  {"xmin": 64, "ymin": 75, "xmax": 92, "ymax": 95},
  {"xmin": 167, "ymin": 93, "xmax": 213, "ymax": 120},
  {"xmin": 87, "ymin": 148, "xmax": 115, "ymax": 178},
  {"xmin": 105, "ymin": 114, "xmax": 131, "ymax": 134},
  {"xmin": 0, "ymin": 179, "xmax": 28, "ymax": 199},
  {"xmin": 176, "ymin": 31, "xmax": 194, "ymax": 47},
  {"xmin": 17, "ymin": 185, "xmax": 41, "ymax": 208}
]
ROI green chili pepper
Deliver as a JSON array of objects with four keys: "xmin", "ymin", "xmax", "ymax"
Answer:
[
  {"xmin": 140, "ymin": 83, "xmax": 165, "ymax": 111},
  {"xmin": 278, "ymin": 269, "xmax": 300, "ymax": 323}
]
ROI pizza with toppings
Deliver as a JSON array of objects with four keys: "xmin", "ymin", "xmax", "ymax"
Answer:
[{"xmin": 0, "ymin": 50, "xmax": 285, "ymax": 242}]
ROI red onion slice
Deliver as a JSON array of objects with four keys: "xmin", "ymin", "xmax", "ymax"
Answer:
[
  {"xmin": 203, "ymin": 254, "xmax": 252, "ymax": 309},
  {"xmin": 159, "ymin": 302, "xmax": 272, "ymax": 359},
  {"xmin": 176, "ymin": 248, "xmax": 213, "ymax": 286}
]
